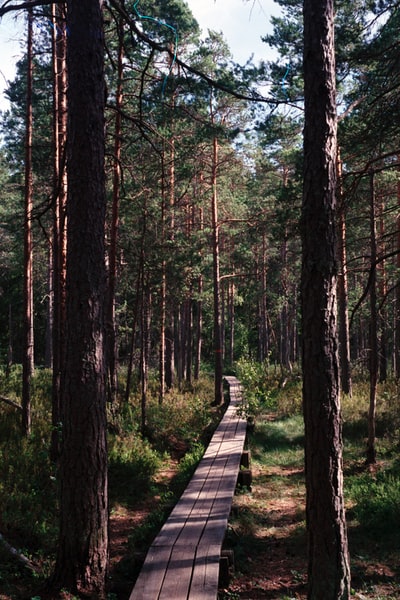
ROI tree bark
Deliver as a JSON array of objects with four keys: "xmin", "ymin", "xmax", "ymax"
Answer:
[
  {"xmin": 22, "ymin": 4, "xmax": 34, "ymax": 437},
  {"xmin": 211, "ymin": 136, "xmax": 223, "ymax": 404},
  {"xmin": 106, "ymin": 17, "xmax": 124, "ymax": 404},
  {"xmin": 140, "ymin": 284, "xmax": 151, "ymax": 435},
  {"xmin": 366, "ymin": 170, "xmax": 377, "ymax": 465},
  {"xmin": 52, "ymin": 1, "xmax": 108, "ymax": 596},
  {"xmin": 378, "ymin": 199, "xmax": 387, "ymax": 383},
  {"xmin": 194, "ymin": 204, "xmax": 204, "ymax": 380},
  {"xmin": 336, "ymin": 149, "xmax": 352, "ymax": 395},
  {"xmin": 395, "ymin": 159, "xmax": 400, "ymax": 378},
  {"xmin": 159, "ymin": 145, "xmax": 167, "ymax": 403},
  {"xmin": 227, "ymin": 279, "xmax": 235, "ymax": 366},
  {"xmin": 302, "ymin": 0, "xmax": 351, "ymax": 597},
  {"xmin": 50, "ymin": 1, "xmax": 67, "ymax": 462}
]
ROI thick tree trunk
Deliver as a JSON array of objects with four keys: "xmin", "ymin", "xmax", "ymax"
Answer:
[
  {"xmin": 302, "ymin": 0, "xmax": 351, "ymax": 597},
  {"xmin": 22, "ymin": 5, "xmax": 34, "ymax": 437},
  {"xmin": 52, "ymin": 1, "xmax": 108, "ymax": 596}
]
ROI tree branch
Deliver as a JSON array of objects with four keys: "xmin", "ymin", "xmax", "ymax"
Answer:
[
  {"xmin": 107, "ymin": 0, "xmax": 292, "ymax": 108},
  {"xmin": 0, "ymin": 0, "xmax": 57, "ymax": 17}
]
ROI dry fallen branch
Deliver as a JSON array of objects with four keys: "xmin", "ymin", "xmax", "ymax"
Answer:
[
  {"xmin": 0, "ymin": 395, "xmax": 22, "ymax": 410},
  {"xmin": 0, "ymin": 532, "xmax": 38, "ymax": 573}
]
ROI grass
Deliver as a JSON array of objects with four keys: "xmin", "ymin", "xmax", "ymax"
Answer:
[
  {"xmin": 1, "ymin": 363, "xmax": 400, "ymax": 599},
  {"xmin": 220, "ymin": 368, "xmax": 400, "ymax": 599},
  {"xmin": 0, "ymin": 366, "xmax": 220, "ymax": 599}
]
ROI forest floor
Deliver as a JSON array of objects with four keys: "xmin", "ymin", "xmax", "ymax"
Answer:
[
  {"xmin": 106, "ymin": 411, "xmax": 400, "ymax": 600},
  {"xmin": 1, "ymin": 410, "xmax": 400, "ymax": 599}
]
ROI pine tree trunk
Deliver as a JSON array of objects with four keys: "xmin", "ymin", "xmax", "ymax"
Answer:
[
  {"xmin": 7, "ymin": 304, "xmax": 13, "ymax": 376},
  {"xmin": 124, "ymin": 267, "xmax": 142, "ymax": 404},
  {"xmin": 258, "ymin": 231, "xmax": 269, "ymax": 362},
  {"xmin": 280, "ymin": 237, "xmax": 291, "ymax": 373},
  {"xmin": 194, "ymin": 276, "xmax": 203, "ymax": 380},
  {"xmin": 211, "ymin": 136, "xmax": 223, "ymax": 405},
  {"xmin": 140, "ymin": 284, "xmax": 151, "ymax": 435},
  {"xmin": 52, "ymin": 1, "xmax": 108, "ymax": 595},
  {"xmin": 106, "ymin": 18, "xmax": 124, "ymax": 404},
  {"xmin": 22, "ymin": 5, "xmax": 34, "ymax": 437},
  {"xmin": 302, "ymin": 0, "xmax": 351, "ymax": 597},
  {"xmin": 50, "ymin": 2, "xmax": 67, "ymax": 461},
  {"xmin": 337, "ymin": 149, "xmax": 352, "ymax": 395},
  {"xmin": 159, "ymin": 146, "xmax": 167, "ymax": 403},
  {"xmin": 395, "ymin": 160, "xmax": 400, "ymax": 378},
  {"xmin": 366, "ymin": 170, "xmax": 378, "ymax": 465},
  {"xmin": 193, "ymin": 205, "xmax": 204, "ymax": 380},
  {"xmin": 228, "ymin": 279, "xmax": 235, "ymax": 366},
  {"xmin": 378, "ymin": 201, "xmax": 387, "ymax": 382}
]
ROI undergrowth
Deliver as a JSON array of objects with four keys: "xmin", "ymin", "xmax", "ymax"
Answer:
[
  {"xmin": 1, "ymin": 362, "xmax": 400, "ymax": 599},
  {"xmin": 224, "ymin": 363, "xmax": 400, "ymax": 599},
  {"xmin": 0, "ymin": 365, "xmax": 217, "ymax": 599}
]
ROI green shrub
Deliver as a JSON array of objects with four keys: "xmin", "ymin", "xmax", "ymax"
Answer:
[
  {"xmin": 108, "ymin": 432, "xmax": 161, "ymax": 505},
  {"xmin": 144, "ymin": 380, "xmax": 214, "ymax": 452},
  {"xmin": 173, "ymin": 442, "xmax": 205, "ymax": 489},
  {"xmin": 234, "ymin": 358, "xmax": 274, "ymax": 418},
  {"xmin": 349, "ymin": 470, "xmax": 400, "ymax": 534},
  {"xmin": 0, "ymin": 432, "xmax": 58, "ymax": 551}
]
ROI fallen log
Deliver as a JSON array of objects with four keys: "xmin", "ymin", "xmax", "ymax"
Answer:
[
  {"xmin": 0, "ymin": 533, "xmax": 38, "ymax": 573},
  {"xmin": 0, "ymin": 396, "xmax": 22, "ymax": 410}
]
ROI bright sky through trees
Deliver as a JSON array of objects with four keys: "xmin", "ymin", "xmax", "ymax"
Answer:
[
  {"xmin": 0, "ymin": 13, "xmax": 23, "ymax": 109},
  {"xmin": 0, "ymin": 1, "xmax": 280, "ymax": 110},
  {"xmin": 186, "ymin": 0, "xmax": 280, "ymax": 63}
]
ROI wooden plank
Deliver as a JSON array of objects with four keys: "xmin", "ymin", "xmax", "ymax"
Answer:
[
  {"xmin": 129, "ymin": 545, "xmax": 172, "ymax": 600},
  {"xmin": 188, "ymin": 544, "xmax": 220, "ymax": 600},
  {"xmin": 158, "ymin": 545, "xmax": 197, "ymax": 600},
  {"xmin": 129, "ymin": 376, "xmax": 247, "ymax": 600}
]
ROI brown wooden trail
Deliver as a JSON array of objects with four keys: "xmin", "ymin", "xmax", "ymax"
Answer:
[{"xmin": 129, "ymin": 375, "xmax": 248, "ymax": 600}]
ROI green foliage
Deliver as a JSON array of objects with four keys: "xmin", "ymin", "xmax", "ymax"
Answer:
[
  {"xmin": 0, "ymin": 364, "xmax": 23, "ymax": 402},
  {"xmin": 347, "ymin": 467, "xmax": 400, "ymax": 535},
  {"xmin": 0, "ymin": 369, "xmax": 57, "ymax": 551},
  {"xmin": 127, "ymin": 442, "xmax": 205, "ymax": 552},
  {"xmin": 272, "ymin": 375, "xmax": 303, "ymax": 417},
  {"xmin": 108, "ymin": 433, "xmax": 162, "ymax": 505},
  {"xmin": 234, "ymin": 358, "xmax": 274, "ymax": 418},
  {"xmin": 173, "ymin": 442, "xmax": 205, "ymax": 490},
  {"xmin": 146, "ymin": 389, "xmax": 213, "ymax": 451},
  {"xmin": 0, "ymin": 420, "xmax": 58, "ymax": 551}
]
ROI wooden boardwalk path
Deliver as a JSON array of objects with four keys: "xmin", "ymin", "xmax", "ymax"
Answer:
[{"xmin": 130, "ymin": 375, "xmax": 248, "ymax": 600}]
